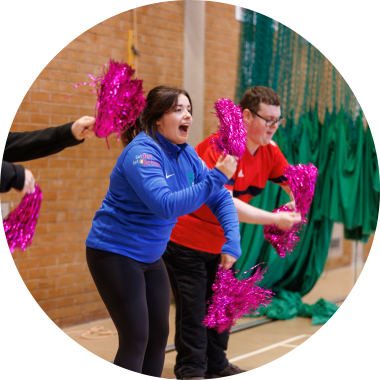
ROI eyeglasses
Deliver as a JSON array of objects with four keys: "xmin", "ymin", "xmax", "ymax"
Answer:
[{"xmin": 251, "ymin": 110, "xmax": 285, "ymax": 127}]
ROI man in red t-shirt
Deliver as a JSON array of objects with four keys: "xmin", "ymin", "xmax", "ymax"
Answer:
[{"xmin": 163, "ymin": 86, "xmax": 301, "ymax": 380}]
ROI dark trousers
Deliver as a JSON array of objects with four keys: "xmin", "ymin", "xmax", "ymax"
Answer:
[
  {"xmin": 162, "ymin": 241, "xmax": 231, "ymax": 379},
  {"xmin": 86, "ymin": 247, "xmax": 171, "ymax": 377}
]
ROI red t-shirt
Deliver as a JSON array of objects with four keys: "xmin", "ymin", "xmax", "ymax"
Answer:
[{"xmin": 170, "ymin": 136, "xmax": 289, "ymax": 253}]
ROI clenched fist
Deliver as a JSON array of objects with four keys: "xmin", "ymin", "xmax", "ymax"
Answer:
[
  {"xmin": 71, "ymin": 116, "xmax": 96, "ymax": 140},
  {"xmin": 273, "ymin": 211, "xmax": 301, "ymax": 231},
  {"xmin": 215, "ymin": 154, "xmax": 238, "ymax": 180}
]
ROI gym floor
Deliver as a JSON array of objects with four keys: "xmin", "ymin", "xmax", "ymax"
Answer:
[{"xmin": 62, "ymin": 265, "xmax": 360, "ymax": 378}]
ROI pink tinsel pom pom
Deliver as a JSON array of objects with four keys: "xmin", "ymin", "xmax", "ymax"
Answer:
[
  {"xmin": 203, "ymin": 264, "xmax": 273, "ymax": 333},
  {"xmin": 74, "ymin": 59, "xmax": 146, "ymax": 146},
  {"xmin": 210, "ymin": 98, "xmax": 246, "ymax": 159},
  {"xmin": 263, "ymin": 163, "xmax": 319, "ymax": 257},
  {"xmin": 3, "ymin": 184, "xmax": 43, "ymax": 254}
]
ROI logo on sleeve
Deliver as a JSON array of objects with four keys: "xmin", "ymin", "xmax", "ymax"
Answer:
[
  {"xmin": 238, "ymin": 169, "xmax": 244, "ymax": 177},
  {"xmin": 187, "ymin": 172, "xmax": 195, "ymax": 187},
  {"xmin": 133, "ymin": 153, "xmax": 160, "ymax": 167}
]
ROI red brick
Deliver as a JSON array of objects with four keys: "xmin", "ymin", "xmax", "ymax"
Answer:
[
  {"xmin": 31, "ymin": 289, "xmax": 48, "ymax": 301},
  {"xmin": 56, "ymin": 212, "xmax": 76, "ymax": 222},
  {"xmin": 28, "ymin": 246, "xmax": 49, "ymax": 257},
  {"xmin": 47, "ymin": 266, "xmax": 67, "ymax": 277},
  {"xmin": 59, "ymin": 169, "xmax": 77, "ymax": 180},
  {"xmin": 51, "ymin": 93, "xmax": 70, "ymax": 103},
  {"xmin": 19, "ymin": 102, "xmax": 40, "ymax": 113},
  {"xmin": 75, "ymin": 293, "xmax": 93, "ymax": 304},
  {"xmin": 48, "ymin": 287, "xmax": 66, "ymax": 298},
  {"xmin": 13, "ymin": 112, "xmax": 29, "ymax": 123},
  {"xmin": 38, "ymin": 299, "xmax": 57, "ymax": 310},
  {"xmin": 69, "ymin": 51, "xmax": 87, "ymax": 63},
  {"xmin": 58, "ymin": 190, "xmax": 76, "ymax": 200},
  {"xmin": 50, "ymin": 70, "xmax": 69, "ymax": 82},
  {"xmin": 24, "ymin": 279, "xmax": 39, "ymax": 291},
  {"xmin": 16, "ymin": 257, "xmax": 40, "ymax": 270},
  {"xmin": 68, "ymin": 159, "xmax": 86, "ymax": 169},
  {"xmin": 96, "ymin": 45, "xmax": 112, "ymax": 57},
  {"xmin": 67, "ymin": 243, "xmax": 85, "ymax": 253},
  {"xmin": 40, "ymin": 80, "xmax": 60, "ymax": 92},
  {"xmin": 38, "ymin": 277, "xmax": 56, "ymax": 289},
  {"xmin": 57, "ymin": 275, "xmax": 75, "ymax": 287},
  {"xmin": 29, "ymin": 268, "xmax": 48, "ymax": 279},
  {"xmin": 51, "ymin": 115, "xmax": 70, "ymax": 125},
  {"xmin": 66, "ymin": 221, "xmax": 85, "ymax": 232},
  {"xmin": 57, "ymin": 233, "xmax": 77, "ymax": 243},
  {"xmin": 46, "ymin": 60, "xmax": 60, "ymax": 70},
  {"xmin": 50, "ymin": 159, "xmax": 68, "ymax": 169},
  {"xmin": 40, "ymin": 191, "xmax": 58, "ymax": 201},
  {"xmin": 47, "ymin": 244, "xmax": 67, "ymax": 255},
  {"xmin": 58, "ymin": 254, "xmax": 76, "ymax": 265},
  {"xmin": 39, "ymin": 169, "xmax": 59, "ymax": 180},
  {"xmin": 61, "ymin": 61, "xmax": 78, "ymax": 72},
  {"xmin": 75, "ymin": 272, "xmax": 92, "ymax": 283},
  {"xmin": 57, "ymin": 296, "xmax": 75, "ymax": 308},
  {"xmin": 56, "ymin": 50, "xmax": 69, "ymax": 60},
  {"xmin": 49, "ymin": 180, "xmax": 68, "ymax": 190},
  {"xmin": 65, "ymin": 304, "xmax": 84, "ymax": 317},
  {"xmin": 67, "ymin": 284, "xmax": 84, "ymax": 295},
  {"xmin": 46, "ymin": 307, "xmax": 66, "ymax": 320}
]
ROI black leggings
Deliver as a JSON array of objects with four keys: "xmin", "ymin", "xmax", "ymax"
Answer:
[{"xmin": 86, "ymin": 246, "xmax": 171, "ymax": 377}]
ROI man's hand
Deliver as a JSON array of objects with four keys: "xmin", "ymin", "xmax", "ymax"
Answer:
[
  {"xmin": 71, "ymin": 116, "xmax": 95, "ymax": 140},
  {"xmin": 220, "ymin": 253, "xmax": 237, "ymax": 270},
  {"xmin": 22, "ymin": 169, "xmax": 35, "ymax": 195},
  {"xmin": 273, "ymin": 211, "xmax": 301, "ymax": 231}
]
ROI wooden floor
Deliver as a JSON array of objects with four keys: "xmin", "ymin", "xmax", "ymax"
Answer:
[{"xmin": 63, "ymin": 265, "xmax": 361, "ymax": 378}]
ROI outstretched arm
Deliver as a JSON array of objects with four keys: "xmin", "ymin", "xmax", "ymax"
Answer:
[
  {"xmin": 231, "ymin": 191, "xmax": 301, "ymax": 230},
  {"xmin": 4, "ymin": 116, "xmax": 95, "ymax": 163}
]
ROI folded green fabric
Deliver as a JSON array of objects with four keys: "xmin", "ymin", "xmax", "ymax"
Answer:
[{"xmin": 245, "ymin": 289, "xmax": 339, "ymax": 325}]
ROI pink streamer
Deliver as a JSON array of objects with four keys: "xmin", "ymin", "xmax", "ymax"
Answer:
[
  {"xmin": 263, "ymin": 163, "xmax": 319, "ymax": 257},
  {"xmin": 203, "ymin": 264, "xmax": 273, "ymax": 333},
  {"xmin": 3, "ymin": 184, "xmax": 43, "ymax": 254},
  {"xmin": 210, "ymin": 98, "xmax": 246, "ymax": 159},
  {"xmin": 74, "ymin": 59, "xmax": 146, "ymax": 146}
]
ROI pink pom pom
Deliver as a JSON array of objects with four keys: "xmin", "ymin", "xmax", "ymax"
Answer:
[
  {"xmin": 75, "ymin": 59, "xmax": 146, "ymax": 146},
  {"xmin": 3, "ymin": 184, "xmax": 43, "ymax": 254},
  {"xmin": 203, "ymin": 264, "xmax": 273, "ymax": 333},
  {"xmin": 210, "ymin": 98, "xmax": 246, "ymax": 159},
  {"xmin": 263, "ymin": 163, "xmax": 319, "ymax": 257}
]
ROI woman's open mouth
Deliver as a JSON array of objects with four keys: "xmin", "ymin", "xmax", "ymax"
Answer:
[{"xmin": 179, "ymin": 124, "xmax": 190, "ymax": 134}]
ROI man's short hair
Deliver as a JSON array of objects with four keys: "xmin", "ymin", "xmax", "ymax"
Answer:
[{"xmin": 239, "ymin": 86, "xmax": 281, "ymax": 113}]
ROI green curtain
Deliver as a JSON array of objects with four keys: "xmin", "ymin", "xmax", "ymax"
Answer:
[{"xmin": 235, "ymin": 9, "xmax": 379, "ymax": 324}]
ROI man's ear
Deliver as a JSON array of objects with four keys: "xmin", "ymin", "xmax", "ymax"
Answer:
[{"xmin": 242, "ymin": 108, "xmax": 252, "ymax": 121}]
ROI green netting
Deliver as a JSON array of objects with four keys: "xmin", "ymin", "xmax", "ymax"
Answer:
[
  {"xmin": 236, "ymin": 10, "xmax": 359, "ymax": 123},
  {"xmin": 235, "ymin": 9, "xmax": 379, "ymax": 323}
]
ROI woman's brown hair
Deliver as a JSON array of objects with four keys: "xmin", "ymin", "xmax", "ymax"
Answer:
[{"xmin": 121, "ymin": 85, "xmax": 192, "ymax": 147}]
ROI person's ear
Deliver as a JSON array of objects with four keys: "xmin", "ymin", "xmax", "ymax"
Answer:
[{"xmin": 242, "ymin": 108, "xmax": 252, "ymax": 122}]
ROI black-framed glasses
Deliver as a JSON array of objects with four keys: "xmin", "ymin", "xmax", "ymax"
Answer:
[{"xmin": 251, "ymin": 110, "xmax": 285, "ymax": 127}]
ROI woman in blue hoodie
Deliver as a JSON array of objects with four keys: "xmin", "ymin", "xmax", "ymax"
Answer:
[{"xmin": 86, "ymin": 86, "xmax": 241, "ymax": 377}]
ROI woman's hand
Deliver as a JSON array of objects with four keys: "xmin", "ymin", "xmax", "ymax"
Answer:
[
  {"xmin": 215, "ymin": 154, "xmax": 238, "ymax": 180},
  {"xmin": 273, "ymin": 211, "xmax": 301, "ymax": 231},
  {"xmin": 220, "ymin": 253, "xmax": 237, "ymax": 270},
  {"xmin": 72, "ymin": 116, "xmax": 96, "ymax": 140}
]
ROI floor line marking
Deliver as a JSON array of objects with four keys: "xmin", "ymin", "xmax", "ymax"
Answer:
[{"xmin": 229, "ymin": 334, "xmax": 311, "ymax": 363}]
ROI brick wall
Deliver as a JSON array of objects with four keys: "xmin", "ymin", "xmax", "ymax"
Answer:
[{"xmin": 4, "ymin": 2, "xmax": 184, "ymax": 328}]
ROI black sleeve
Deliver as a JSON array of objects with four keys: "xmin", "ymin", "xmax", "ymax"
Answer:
[
  {"xmin": 3, "ymin": 122, "xmax": 84, "ymax": 163},
  {"xmin": 1, "ymin": 161, "xmax": 25, "ymax": 193}
]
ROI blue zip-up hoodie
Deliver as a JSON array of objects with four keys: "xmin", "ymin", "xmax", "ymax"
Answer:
[{"xmin": 86, "ymin": 131, "xmax": 241, "ymax": 263}]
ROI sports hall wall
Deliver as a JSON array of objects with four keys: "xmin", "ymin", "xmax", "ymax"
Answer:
[{"xmin": 2, "ymin": 1, "xmax": 374, "ymax": 328}]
